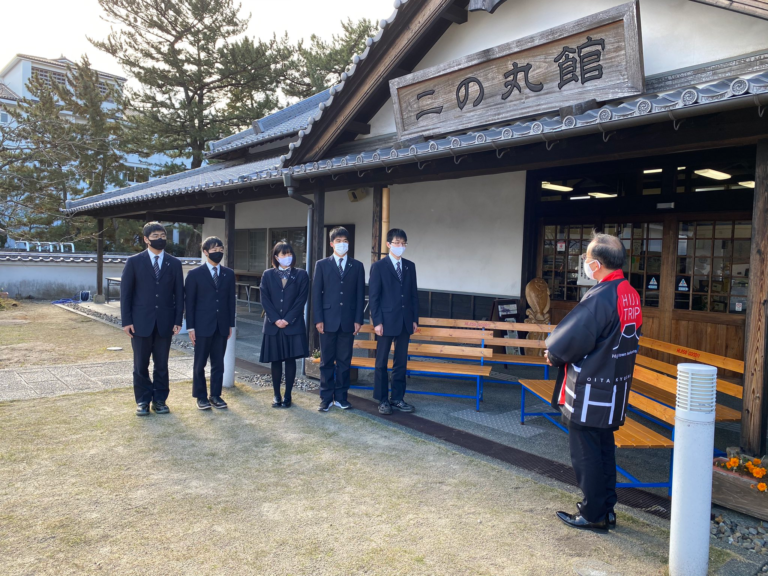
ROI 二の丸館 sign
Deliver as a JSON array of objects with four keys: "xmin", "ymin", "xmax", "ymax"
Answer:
[{"xmin": 389, "ymin": 1, "xmax": 644, "ymax": 140}]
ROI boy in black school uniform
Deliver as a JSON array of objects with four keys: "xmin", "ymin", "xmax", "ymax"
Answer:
[
  {"xmin": 185, "ymin": 237, "xmax": 236, "ymax": 410},
  {"xmin": 368, "ymin": 228, "xmax": 419, "ymax": 415},
  {"xmin": 312, "ymin": 226, "xmax": 365, "ymax": 412}
]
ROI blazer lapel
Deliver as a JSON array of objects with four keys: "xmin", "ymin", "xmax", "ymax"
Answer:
[
  {"xmin": 343, "ymin": 258, "xmax": 353, "ymax": 277},
  {"xmin": 386, "ymin": 257, "xmax": 401, "ymax": 283},
  {"xmin": 283, "ymin": 268, "xmax": 299, "ymax": 289},
  {"xmin": 200, "ymin": 264, "xmax": 217, "ymax": 289},
  {"xmin": 145, "ymin": 250, "xmax": 159, "ymax": 279},
  {"xmin": 157, "ymin": 257, "xmax": 171, "ymax": 281}
]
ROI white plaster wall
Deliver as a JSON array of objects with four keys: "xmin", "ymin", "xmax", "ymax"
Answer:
[
  {"xmin": 360, "ymin": 0, "xmax": 768, "ymax": 140},
  {"xmin": 207, "ymin": 172, "xmax": 527, "ymax": 297}
]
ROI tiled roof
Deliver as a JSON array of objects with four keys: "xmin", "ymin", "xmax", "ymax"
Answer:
[
  {"xmin": 15, "ymin": 54, "xmax": 127, "ymax": 82},
  {"xmin": 0, "ymin": 82, "xmax": 20, "ymax": 101},
  {"xmin": 65, "ymin": 155, "xmax": 282, "ymax": 211},
  {"xmin": 207, "ymin": 89, "xmax": 332, "ymax": 158},
  {"xmin": 0, "ymin": 252, "xmax": 200, "ymax": 265},
  {"xmin": 62, "ymin": 70, "xmax": 768, "ymax": 215}
]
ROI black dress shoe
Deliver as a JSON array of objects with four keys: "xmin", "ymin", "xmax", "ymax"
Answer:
[
  {"xmin": 282, "ymin": 397, "xmax": 292, "ymax": 408},
  {"xmin": 136, "ymin": 403, "xmax": 150, "ymax": 416},
  {"xmin": 272, "ymin": 396, "xmax": 283, "ymax": 408},
  {"xmin": 378, "ymin": 401, "xmax": 393, "ymax": 415},
  {"xmin": 333, "ymin": 399, "xmax": 352, "ymax": 410},
  {"xmin": 390, "ymin": 399, "xmax": 415, "ymax": 413},
  {"xmin": 151, "ymin": 401, "xmax": 170, "ymax": 414},
  {"xmin": 318, "ymin": 399, "xmax": 332, "ymax": 412},
  {"xmin": 577, "ymin": 502, "xmax": 616, "ymax": 529},
  {"xmin": 196, "ymin": 398, "xmax": 212, "ymax": 410},
  {"xmin": 556, "ymin": 511, "xmax": 608, "ymax": 531},
  {"xmin": 209, "ymin": 396, "xmax": 227, "ymax": 409}
]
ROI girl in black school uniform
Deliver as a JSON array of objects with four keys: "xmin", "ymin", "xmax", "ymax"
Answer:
[{"xmin": 259, "ymin": 240, "xmax": 309, "ymax": 408}]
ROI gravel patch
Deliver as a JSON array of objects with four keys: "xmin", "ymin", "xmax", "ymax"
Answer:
[{"xmin": 238, "ymin": 372, "xmax": 319, "ymax": 391}]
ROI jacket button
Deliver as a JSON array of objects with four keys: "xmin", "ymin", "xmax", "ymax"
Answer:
[
  {"xmin": 340, "ymin": 291, "xmax": 343, "ymax": 295},
  {"xmin": 341, "ymin": 281, "xmax": 344, "ymax": 285},
  {"xmin": 340, "ymin": 303, "xmax": 343, "ymax": 306},
  {"xmin": 402, "ymin": 305, "xmax": 405, "ymax": 308},
  {"xmin": 216, "ymin": 300, "xmax": 219, "ymax": 303},
  {"xmin": 155, "ymin": 306, "xmax": 158, "ymax": 309},
  {"xmin": 156, "ymin": 282, "xmax": 159, "ymax": 286},
  {"xmin": 216, "ymin": 309, "xmax": 219, "ymax": 312},
  {"xmin": 156, "ymin": 294, "xmax": 159, "ymax": 297},
  {"xmin": 280, "ymin": 299, "xmax": 283, "ymax": 302}
]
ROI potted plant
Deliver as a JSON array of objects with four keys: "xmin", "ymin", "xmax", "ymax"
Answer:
[
  {"xmin": 712, "ymin": 453, "xmax": 768, "ymax": 521},
  {"xmin": 304, "ymin": 350, "xmax": 322, "ymax": 380}
]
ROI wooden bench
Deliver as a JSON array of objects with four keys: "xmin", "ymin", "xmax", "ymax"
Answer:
[
  {"xmin": 418, "ymin": 318, "xmax": 554, "ymax": 378},
  {"xmin": 350, "ymin": 325, "xmax": 493, "ymax": 410},
  {"xmin": 518, "ymin": 378, "xmax": 675, "ymax": 490}
]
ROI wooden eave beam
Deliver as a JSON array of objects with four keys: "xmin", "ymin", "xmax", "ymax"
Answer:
[
  {"xmin": 441, "ymin": 4, "xmax": 468, "ymax": 23},
  {"xmin": 343, "ymin": 120, "xmax": 371, "ymax": 135},
  {"xmin": 690, "ymin": 0, "xmax": 768, "ymax": 21}
]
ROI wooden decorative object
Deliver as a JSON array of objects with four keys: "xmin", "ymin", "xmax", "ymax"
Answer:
[
  {"xmin": 390, "ymin": 1, "xmax": 644, "ymax": 141},
  {"xmin": 712, "ymin": 458, "xmax": 768, "ymax": 521},
  {"xmin": 524, "ymin": 278, "xmax": 551, "ymax": 356}
]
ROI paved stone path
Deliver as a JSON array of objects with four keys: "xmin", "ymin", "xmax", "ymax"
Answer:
[{"xmin": 0, "ymin": 357, "xmax": 202, "ymax": 402}]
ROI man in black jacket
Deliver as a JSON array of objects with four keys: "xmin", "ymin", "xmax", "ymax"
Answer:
[
  {"xmin": 545, "ymin": 233, "xmax": 643, "ymax": 531},
  {"xmin": 121, "ymin": 222, "xmax": 184, "ymax": 416},
  {"xmin": 368, "ymin": 228, "xmax": 419, "ymax": 415},
  {"xmin": 313, "ymin": 226, "xmax": 365, "ymax": 412},
  {"xmin": 185, "ymin": 236, "xmax": 236, "ymax": 410}
]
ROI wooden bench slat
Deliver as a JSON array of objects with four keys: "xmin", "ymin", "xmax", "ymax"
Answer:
[
  {"xmin": 492, "ymin": 353, "xmax": 549, "ymax": 365},
  {"xmin": 353, "ymin": 340, "xmax": 493, "ymax": 358},
  {"xmin": 419, "ymin": 318, "xmax": 555, "ymax": 333},
  {"xmin": 478, "ymin": 337, "xmax": 547, "ymax": 348},
  {"xmin": 639, "ymin": 336, "xmax": 745, "ymax": 374},
  {"xmin": 628, "ymin": 391, "xmax": 675, "ymax": 426},
  {"xmin": 351, "ymin": 357, "xmax": 491, "ymax": 377},
  {"xmin": 635, "ymin": 355, "xmax": 743, "ymax": 399},
  {"xmin": 358, "ymin": 324, "xmax": 487, "ymax": 339}
]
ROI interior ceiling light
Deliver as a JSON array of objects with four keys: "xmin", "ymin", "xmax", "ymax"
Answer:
[
  {"xmin": 588, "ymin": 192, "xmax": 618, "ymax": 198},
  {"xmin": 541, "ymin": 181, "xmax": 573, "ymax": 192},
  {"xmin": 738, "ymin": 181, "xmax": 756, "ymax": 188},
  {"xmin": 694, "ymin": 168, "xmax": 731, "ymax": 180},
  {"xmin": 643, "ymin": 169, "xmax": 662, "ymax": 174},
  {"xmin": 694, "ymin": 187, "xmax": 726, "ymax": 192},
  {"xmin": 570, "ymin": 195, "xmax": 590, "ymax": 200},
  {"xmin": 678, "ymin": 166, "xmax": 686, "ymax": 170}
]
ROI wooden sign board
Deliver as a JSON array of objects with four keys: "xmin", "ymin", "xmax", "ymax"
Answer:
[{"xmin": 389, "ymin": 1, "xmax": 644, "ymax": 140}]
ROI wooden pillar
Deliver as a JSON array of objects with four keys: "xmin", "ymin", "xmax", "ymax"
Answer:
[
  {"xmin": 309, "ymin": 188, "xmax": 326, "ymax": 350},
  {"xmin": 381, "ymin": 186, "xmax": 390, "ymax": 257},
  {"xmin": 224, "ymin": 203, "xmax": 236, "ymax": 268},
  {"xmin": 371, "ymin": 186, "xmax": 383, "ymax": 264},
  {"xmin": 519, "ymin": 174, "xmax": 539, "ymax": 319},
  {"xmin": 95, "ymin": 217, "xmax": 105, "ymax": 303},
  {"xmin": 741, "ymin": 139, "xmax": 768, "ymax": 456}
]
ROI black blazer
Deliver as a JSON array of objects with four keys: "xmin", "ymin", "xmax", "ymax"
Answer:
[
  {"xmin": 368, "ymin": 256, "xmax": 419, "ymax": 337},
  {"xmin": 312, "ymin": 256, "xmax": 365, "ymax": 333},
  {"xmin": 260, "ymin": 267, "xmax": 309, "ymax": 336},
  {"xmin": 184, "ymin": 264, "xmax": 236, "ymax": 338},
  {"xmin": 120, "ymin": 250, "xmax": 184, "ymax": 338}
]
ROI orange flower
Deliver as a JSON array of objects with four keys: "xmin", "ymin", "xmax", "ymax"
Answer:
[
  {"xmin": 755, "ymin": 459, "xmax": 763, "ymax": 466},
  {"xmin": 729, "ymin": 457, "xmax": 740, "ymax": 468},
  {"xmin": 753, "ymin": 468, "xmax": 767, "ymax": 479},
  {"xmin": 758, "ymin": 483, "xmax": 767, "ymax": 492}
]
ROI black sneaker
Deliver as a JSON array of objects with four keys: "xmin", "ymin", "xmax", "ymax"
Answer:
[
  {"xmin": 282, "ymin": 396, "xmax": 292, "ymax": 408},
  {"xmin": 390, "ymin": 399, "xmax": 415, "ymax": 413},
  {"xmin": 209, "ymin": 396, "xmax": 227, "ymax": 409},
  {"xmin": 318, "ymin": 399, "xmax": 332, "ymax": 412},
  {"xmin": 196, "ymin": 398, "xmax": 212, "ymax": 410},
  {"xmin": 378, "ymin": 400, "xmax": 393, "ymax": 415},
  {"xmin": 151, "ymin": 401, "xmax": 170, "ymax": 414},
  {"xmin": 136, "ymin": 403, "xmax": 150, "ymax": 416},
  {"xmin": 272, "ymin": 396, "xmax": 283, "ymax": 408},
  {"xmin": 333, "ymin": 399, "xmax": 352, "ymax": 410}
]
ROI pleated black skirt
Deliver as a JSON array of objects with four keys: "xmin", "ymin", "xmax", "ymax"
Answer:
[{"xmin": 259, "ymin": 330, "xmax": 309, "ymax": 363}]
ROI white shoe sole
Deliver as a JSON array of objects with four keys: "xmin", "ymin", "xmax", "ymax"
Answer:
[
  {"xmin": 197, "ymin": 404, "xmax": 212, "ymax": 410},
  {"xmin": 333, "ymin": 401, "xmax": 351, "ymax": 410}
]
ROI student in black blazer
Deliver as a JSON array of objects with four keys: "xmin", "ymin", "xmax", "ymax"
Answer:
[
  {"xmin": 185, "ymin": 236, "xmax": 236, "ymax": 410},
  {"xmin": 312, "ymin": 226, "xmax": 365, "ymax": 412},
  {"xmin": 120, "ymin": 222, "xmax": 184, "ymax": 416},
  {"xmin": 259, "ymin": 240, "xmax": 309, "ymax": 408},
  {"xmin": 368, "ymin": 228, "xmax": 419, "ymax": 415}
]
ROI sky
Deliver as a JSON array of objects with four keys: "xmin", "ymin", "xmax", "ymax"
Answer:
[{"xmin": 0, "ymin": 0, "xmax": 395, "ymax": 79}]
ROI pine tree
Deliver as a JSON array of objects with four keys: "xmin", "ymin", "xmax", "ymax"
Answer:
[
  {"xmin": 91, "ymin": 0, "xmax": 291, "ymax": 169},
  {"xmin": 283, "ymin": 18, "xmax": 377, "ymax": 101}
]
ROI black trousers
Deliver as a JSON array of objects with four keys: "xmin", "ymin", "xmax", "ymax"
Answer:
[
  {"xmin": 131, "ymin": 324, "xmax": 172, "ymax": 405},
  {"xmin": 192, "ymin": 330, "xmax": 227, "ymax": 399},
  {"xmin": 319, "ymin": 329, "xmax": 354, "ymax": 403},
  {"xmin": 374, "ymin": 326, "xmax": 410, "ymax": 403},
  {"xmin": 569, "ymin": 420, "xmax": 618, "ymax": 523}
]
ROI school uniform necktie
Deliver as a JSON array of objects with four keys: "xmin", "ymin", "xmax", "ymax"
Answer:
[
  {"xmin": 338, "ymin": 259, "xmax": 344, "ymax": 277},
  {"xmin": 213, "ymin": 266, "xmax": 219, "ymax": 288},
  {"xmin": 396, "ymin": 261, "xmax": 402, "ymax": 283},
  {"xmin": 153, "ymin": 255, "xmax": 160, "ymax": 279}
]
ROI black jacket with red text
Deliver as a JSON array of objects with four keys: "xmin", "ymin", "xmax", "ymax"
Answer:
[{"xmin": 545, "ymin": 270, "xmax": 643, "ymax": 430}]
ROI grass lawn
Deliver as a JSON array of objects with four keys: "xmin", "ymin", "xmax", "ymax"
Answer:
[
  {"xmin": 0, "ymin": 302, "xmax": 183, "ymax": 370},
  {"xmin": 0, "ymin": 380, "xmax": 708, "ymax": 576}
]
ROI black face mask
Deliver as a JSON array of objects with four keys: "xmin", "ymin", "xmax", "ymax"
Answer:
[
  {"xmin": 207, "ymin": 251, "xmax": 224, "ymax": 264},
  {"xmin": 148, "ymin": 238, "xmax": 167, "ymax": 250}
]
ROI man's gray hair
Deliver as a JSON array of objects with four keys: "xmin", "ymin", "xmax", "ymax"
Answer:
[{"xmin": 590, "ymin": 232, "xmax": 625, "ymax": 270}]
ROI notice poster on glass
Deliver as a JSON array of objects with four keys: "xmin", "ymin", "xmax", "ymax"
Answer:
[{"xmin": 504, "ymin": 323, "xmax": 520, "ymax": 356}]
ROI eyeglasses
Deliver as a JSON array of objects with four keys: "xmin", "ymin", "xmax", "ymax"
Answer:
[{"xmin": 390, "ymin": 242, "xmax": 407, "ymax": 247}]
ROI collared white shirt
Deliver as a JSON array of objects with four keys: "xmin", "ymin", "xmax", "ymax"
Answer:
[
  {"xmin": 148, "ymin": 249, "xmax": 165, "ymax": 270},
  {"xmin": 388, "ymin": 252, "xmax": 402, "ymax": 269},
  {"xmin": 333, "ymin": 253, "xmax": 346, "ymax": 271},
  {"xmin": 205, "ymin": 259, "xmax": 220, "ymax": 279},
  {"xmin": 278, "ymin": 265, "xmax": 291, "ymax": 272}
]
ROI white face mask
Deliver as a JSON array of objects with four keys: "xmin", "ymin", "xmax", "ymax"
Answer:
[
  {"xmin": 390, "ymin": 245, "xmax": 406, "ymax": 257},
  {"xmin": 334, "ymin": 242, "xmax": 349, "ymax": 256},
  {"xmin": 583, "ymin": 258, "xmax": 600, "ymax": 280},
  {"xmin": 278, "ymin": 256, "xmax": 293, "ymax": 268}
]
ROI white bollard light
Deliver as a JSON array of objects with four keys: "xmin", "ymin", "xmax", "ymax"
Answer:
[
  {"xmin": 669, "ymin": 363, "xmax": 718, "ymax": 576},
  {"xmin": 222, "ymin": 324, "xmax": 237, "ymax": 388}
]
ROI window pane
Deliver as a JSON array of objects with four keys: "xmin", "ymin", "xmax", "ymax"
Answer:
[
  {"xmin": 647, "ymin": 256, "xmax": 662, "ymax": 274},
  {"xmin": 675, "ymin": 294, "xmax": 691, "ymax": 309},
  {"xmin": 544, "ymin": 226, "xmax": 556, "ymax": 239},
  {"xmin": 695, "ymin": 239, "xmax": 712, "ymax": 256},
  {"xmin": 733, "ymin": 240, "xmax": 751, "ymax": 260},
  {"xmin": 648, "ymin": 222, "xmax": 663, "ymax": 239},
  {"xmin": 629, "ymin": 274, "xmax": 643, "ymax": 291},
  {"xmin": 692, "ymin": 276, "xmax": 709, "ymax": 292},
  {"xmin": 712, "ymin": 240, "xmax": 731, "ymax": 258},
  {"xmin": 677, "ymin": 237, "xmax": 691, "ymax": 257},
  {"xmin": 734, "ymin": 221, "xmax": 752, "ymax": 238},
  {"xmin": 677, "ymin": 258, "xmax": 692, "ymax": 274},
  {"xmin": 711, "ymin": 276, "xmax": 728, "ymax": 294},
  {"xmin": 234, "ymin": 230, "xmax": 248, "ymax": 271},
  {"xmin": 730, "ymin": 297, "xmax": 747, "ymax": 314},
  {"xmin": 711, "ymin": 296, "xmax": 728, "ymax": 313},
  {"xmin": 544, "ymin": 240, "xmax": 555, "ymax": 255},
  {"xmin": 692, "ymin": 294, "xmax": 709, "ymax": 311},
  {"xmin": 714, "ymin": 221, "xmax": 732, "ymax": 239},
  {"xmin": 731, "ymin": 277, "xmax": 749, "ymax": 296},
  {"xmin": 694, "ymin": 258, "xmax": 711, "ymax": 275},
  {"xmin": 647, "ymin": 240, "xmax": 662, "ymax": 256},
  {"xmin": 696, "ymin": 222, "xmax": 713, "ymax": 238},
  {"xmin": 644, "ymin": 292, "xmax": 660, "ymax": 308},
  {"xmin": 732, "ymin": 262, "xmax": 749, "ymax": 279},
  {"xmin": 248, "ymin": 229, "xmax": 267, "ymax": 273}
]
